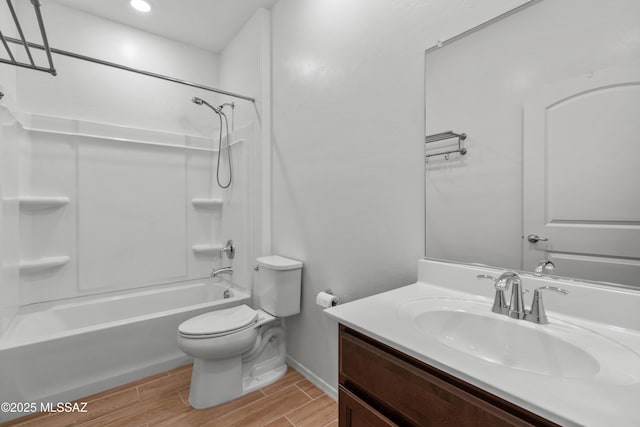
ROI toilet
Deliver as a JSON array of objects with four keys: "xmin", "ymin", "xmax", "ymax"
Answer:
[{"xmin": 177, "ymin": 255, "xmax": 302, "ymax": 409}]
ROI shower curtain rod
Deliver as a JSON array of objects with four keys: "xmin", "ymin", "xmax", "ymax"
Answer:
[{"xmin": 3, "ymin": 36, "xmax": 256, "ymax": 103}]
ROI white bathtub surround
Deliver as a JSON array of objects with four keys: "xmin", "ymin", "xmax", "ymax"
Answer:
[
  {"xmin": 0, "ymin": 108, "xmax": 20, "ymax": 335},
  {"xmin": 0, "ymin": 105, "xmax": 258, "ymax": 421},
  {"xmin": 3, "ymin": 110, "xmax": 253, "ymax": 306},
  {"xmin": 0, "ymin": 279, "xmax": 249, "ymax": 422},
  {"xmin": 326, "ymin": 259, "xmax": 640, "ymax": 426}
]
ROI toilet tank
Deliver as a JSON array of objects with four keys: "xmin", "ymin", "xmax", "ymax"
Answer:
[{"xmin": 256, "ymin": 255, "xmax": 302, "ymax": 317}]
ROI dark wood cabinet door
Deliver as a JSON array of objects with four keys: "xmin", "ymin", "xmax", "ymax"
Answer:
[
  {"xmin": 339, "ymin": 325, "xmax": 557, "ymax": 427},
  {"xmin": 339, "ymin": 386, "xmax": 397, "ymax": 427}
]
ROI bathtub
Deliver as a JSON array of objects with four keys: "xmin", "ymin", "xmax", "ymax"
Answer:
[{"xmin": 0, "ymin": 279, "xmax": 250, "ymax": 422}]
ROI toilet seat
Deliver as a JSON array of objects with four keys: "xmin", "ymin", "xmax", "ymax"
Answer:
[{"xmin": 178, "ymin": 304, "xmax": 258, "ymax": 339}]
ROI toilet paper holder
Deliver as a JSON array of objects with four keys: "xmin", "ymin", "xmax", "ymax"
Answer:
[{"xmin": 316, "ymin": 289, "xmax": 339, "ymax": 308}]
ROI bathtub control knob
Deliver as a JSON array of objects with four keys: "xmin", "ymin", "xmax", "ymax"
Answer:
[{"xmin": 220, "ymin": 240, "xmax": 235, "ymax": 259}]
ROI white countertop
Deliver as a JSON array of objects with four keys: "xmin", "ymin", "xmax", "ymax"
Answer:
[{"xmin": 325, "ymin": 259, "xmax": 640, "ymax": 427}]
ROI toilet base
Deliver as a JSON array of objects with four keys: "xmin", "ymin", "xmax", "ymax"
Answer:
[
  {"xmin": 185, "ymin": 321, "xmax": 288, "ymax": 410},
  {"xmin": 243, "ymin": 363, "xmax": 287, "ymax": 394},
  {"xmin": 188, "ymin": 358, "xmax": 287, "ymax": 409},
  {"xmin": 189, "ymin": 356, "xmax": 243, "ymax": 409}
]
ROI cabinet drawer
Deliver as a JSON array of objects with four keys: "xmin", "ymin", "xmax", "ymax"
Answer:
[
  {"xmin": 339, "ymin": 386, "xmax": 397, "ymax": 427},
  {"xmin": 339, "ymin": 326, "xmax": 550, "ymax": 426}
]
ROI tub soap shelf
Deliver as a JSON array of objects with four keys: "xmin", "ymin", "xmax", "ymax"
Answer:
[
  {"xmin": 18, "ymin": 196, "xmax": 70, "ymax": 210},
  {"xmin": 192, "ymin": 245, "xmax": 222, "ymax": 255},
  {"xmin": 19, "ymin": 256, "xmax": 70, "ymax": 273},
  {"xmin": 191, "ymin": 198, "xmax": 223, "ymax": 209}
]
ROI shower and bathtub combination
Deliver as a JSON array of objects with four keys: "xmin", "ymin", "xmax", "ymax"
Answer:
[
  {"xmin": 0, "ymin": 100, "xmax": 279, "ymax": 422},
  {"xmin": 0, "ymin": 279, "xmax": 251, "ymax": 414},
  {"xmin": 0, "ymin": 95, "xmax": 279, "ymax": 421},
  {"xmin": 0, "ymin": 2, "xmax": 279, "ymax": 421}
]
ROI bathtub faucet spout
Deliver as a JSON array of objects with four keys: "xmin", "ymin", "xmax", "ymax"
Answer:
[{"xmin": 211, "ymin": 266, "xmax": 233, "ymax": 278}]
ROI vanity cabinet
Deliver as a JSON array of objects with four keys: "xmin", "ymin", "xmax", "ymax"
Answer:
[{"xmin": 338, "ymin": 325, "xmax": 557, "ymax": 427}]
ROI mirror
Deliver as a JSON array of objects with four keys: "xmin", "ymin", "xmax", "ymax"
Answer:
[{"xmin": 424, "ymin": 0, "xmax": 640, "ymax": 287}]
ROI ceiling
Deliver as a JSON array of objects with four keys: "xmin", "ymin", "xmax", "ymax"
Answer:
[{"xmin": 52, "ymin": 0, "xmax": 278, "ymax": 53}]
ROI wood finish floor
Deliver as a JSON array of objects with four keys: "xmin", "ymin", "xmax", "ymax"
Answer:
[{"xmin": 4, "ymin": 364, "xmax": 337, "ymax": 427}]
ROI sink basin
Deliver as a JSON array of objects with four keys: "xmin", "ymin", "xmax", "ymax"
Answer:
[{"xmin": 397, "ymin": 299, "xmax": 603, "ymax": 378}]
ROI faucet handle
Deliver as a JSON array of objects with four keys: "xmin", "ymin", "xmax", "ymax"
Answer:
[
  {"xmin": 476, "ymin": 274, "xmax": 509, "ymax": 314},
  {"xmin": 476, "ymin": 274, "xmax": 509, "ymax": 290},
  {"xmin": 220, "ymin": 240, "xmax": 235, "ymax": 259},
  {"xmin": 526, "ymin": 286, "xmax": 568, "ymax": 324},
  {"xmin": 536, "ymin": 286, "xmax": 568, "ymax": 296},
  {"xmin": 534, "ymin": 260, "xmax": 556, "ymax": 276}
]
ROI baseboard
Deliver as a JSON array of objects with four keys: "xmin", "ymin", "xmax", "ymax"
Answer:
[{"xmin": 285, "ymin": 355, "xmax": 338, "ymax": 401}]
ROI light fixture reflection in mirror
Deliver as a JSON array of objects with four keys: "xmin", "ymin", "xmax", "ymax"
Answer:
[{"xmin": 130, "ymin": 0, "xmax": 151, "ymax": 13}]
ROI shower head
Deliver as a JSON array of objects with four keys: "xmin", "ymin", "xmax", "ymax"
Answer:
[{"xmin": 191, "ymin": 96, "xmax": 221, "ymax": 114}]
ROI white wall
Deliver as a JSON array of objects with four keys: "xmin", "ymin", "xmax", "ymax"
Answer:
[
  {"xmin": 15, "ymin": 1, "xmax": 219, "ymax": 135},
  {"xmin": 217, "ymin": 9, "xmax": 271, "ymax": 300},
  {"xmin": 425, "ymin": 0, "xmax": 640, "ymax": 272},
  {"xmin": 271, "ymin": 0, "xmax": 531, "ymax": 392},
  {"xmin": 218, "ymin": 9, "xmax": 268, "ymax": 129}
]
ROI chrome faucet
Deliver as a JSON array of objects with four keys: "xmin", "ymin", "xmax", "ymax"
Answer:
[
  {"xmin": 211, "ymin": 266, "xmax": 233, "ymax": 278},
  {"xmin": 477, "ymin": 271, "xmax": 568, "ymax": 324},
  {"xmin": 504, "ymin": 272, "xmax": 526, "ymax": 319},
  {"xmin": 534, "ymin": 260, "xmax": 555, "ymax": 276}
]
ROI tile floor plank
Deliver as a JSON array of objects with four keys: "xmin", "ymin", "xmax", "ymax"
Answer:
[
  {"xmin": 81, "ymin": 371, "xmax": 169, "ymax": 403},
  {"xmin": 139, "ymin": 393, "xmax": 188, "ymax": 425},
  {"xmin": 0, "ymin": 412, "xmax": 50, "ymax": 427},
  {"xmin": 263, "ymin": 416, "xmax": 294, "ymax": 427},
  {"xmin": 204, "ymin": 385, "xmax": 310, "ymax": 427},
  {"xmin": 4, "ymin": 364, "xmax": 337, "ymax": 427},
  {"xmin": 137, "ymin": 369, "xmax": 192, "ymax": 401},
  {"xmin": 52, "ymin": 388, "xmax": 140, "ymax": 426},
  {"xmin": 162, "ymin": 389, "xmax": 267, "ymax": 427},
  {"xmin": 286, "ymin": 395, "xmax": 338, "ymax": 427},
  {"xmin": 295, "ymin": 379, "xmax": 325, "ymax": 400},
  {"xmin": 7, "ymin": 414, "xmax": 57, "ymax": 427},
  {"xmin": 77, "ymin": 402, "xmax": 148, "ymax": 427},
  {"xmin": 260, "ymin": 368, "xmax": 305, "ymax": 396}
]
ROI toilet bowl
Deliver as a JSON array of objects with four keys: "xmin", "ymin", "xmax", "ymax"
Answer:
[{"xmin": 177, "ymin": 255, "xmax": 302, "ymax": 409}]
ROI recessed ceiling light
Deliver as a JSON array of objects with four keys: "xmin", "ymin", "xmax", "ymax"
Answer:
[{"xmin": 130, "ymin": 0, "xmax": 151, "ymax": 13}]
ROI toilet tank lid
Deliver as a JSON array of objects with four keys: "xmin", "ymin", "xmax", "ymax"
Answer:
[{"xmin": 256, "ymin": 255, "xmax": 303, "ymax": 271}]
